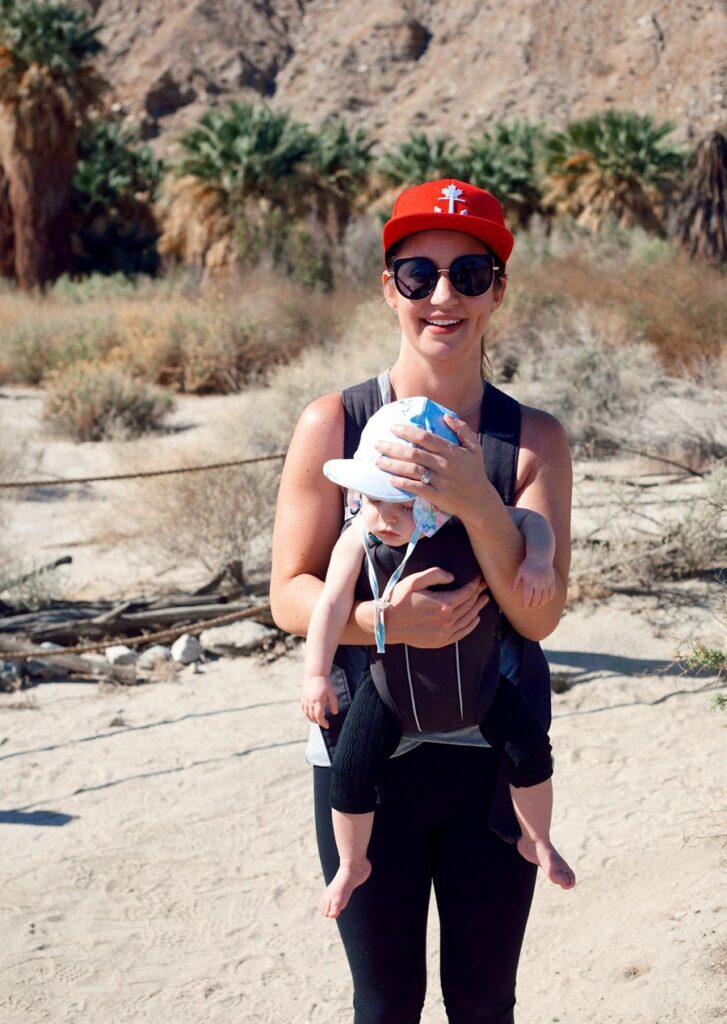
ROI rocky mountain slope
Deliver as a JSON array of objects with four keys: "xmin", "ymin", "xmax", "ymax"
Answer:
[{"xmin": 81, "ymin": 0, "xmax": 726, "ymax": 150}]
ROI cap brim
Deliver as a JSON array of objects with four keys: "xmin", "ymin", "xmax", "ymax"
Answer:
[
  {"xmin": 324, "ymin": 460, "xmax": 416, "ymax": 501},
  {"xmin": 382, "ymin": 212, "xmax": 514, "ymax": 264}
]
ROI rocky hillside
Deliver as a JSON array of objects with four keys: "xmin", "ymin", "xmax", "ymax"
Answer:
[{"xmin": 81, "ymin": 0, "xmax": 726, "ymax": 151}]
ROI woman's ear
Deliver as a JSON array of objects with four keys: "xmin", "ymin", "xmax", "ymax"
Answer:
[
  {"xmin": 491, "ymin": 276, "xmax": 507, "ymax": 312},
  {"xmin": 382, "ymin": 270, "xmax": 398, "ymax": 312}
]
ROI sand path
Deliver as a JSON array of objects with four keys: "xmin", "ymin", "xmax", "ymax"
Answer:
[{"xmin": 2, "ymin": 592, "xmax": 725, "ymax": 1023}]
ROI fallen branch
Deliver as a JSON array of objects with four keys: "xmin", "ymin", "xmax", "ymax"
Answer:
[{"xmin": 0, "ymin": 602, "xmax": 272, "ymax": 660}]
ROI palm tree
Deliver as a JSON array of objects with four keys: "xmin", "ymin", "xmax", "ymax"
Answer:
[
  {"xmin": 462, "ymin": 121, "xmax": 545, "ymax": 228},
  {"xmin": 177, "ymin": 101, "xmax": 316, "ymax": 215},
  {"xmin": 72, "ymin": 120, "xmax": 163, "ymax": 275},
  {"xmin": 378, "ymin": 131, "xmax": 464, "ymax": 187},
  {"xmin": 671, "ymin": 130, "xmax": 727, "ymax": 264},
  {"xmin": 0, "ymin": 158, "xmax": 12, "ymax": 277},
  {"xmin": 543, "ymin": 110, "xmax": 686, "ymax": 235},
  {"xmin": 308, "ymin": 118, "xmax": 375, "ymax": 242},
  {"xmin": 160, "ymin": 101, "xmax": 319, "ymax": 273},
  {"xmin": 0, "ymin": 0, "xmax": 105, "ymax": 288}
]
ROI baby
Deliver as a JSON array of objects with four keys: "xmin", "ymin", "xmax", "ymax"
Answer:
[{"xmin": 302, "ymin": 397, "xmax": 575, "ymax": 918}]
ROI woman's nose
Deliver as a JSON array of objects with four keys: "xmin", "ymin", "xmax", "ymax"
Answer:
[{"xmin": 429, "ymin": 270, "xmax": 458, "ymax": 305}]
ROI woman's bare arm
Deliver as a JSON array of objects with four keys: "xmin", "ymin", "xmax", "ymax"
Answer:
[
  {"xmin": 464, "ymin": 408, "xmax": 571, "ymax": 639},
  {"xmin": 373, "ymin": 406, "xmax": 572, "ymax": 641}
]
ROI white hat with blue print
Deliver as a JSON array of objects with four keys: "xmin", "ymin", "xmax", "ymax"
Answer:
[{"xmin": 323, "ymin": 395, "xmax": 459, "ymax": 505}]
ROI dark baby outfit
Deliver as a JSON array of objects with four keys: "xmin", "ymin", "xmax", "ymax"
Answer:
[{"xmin": 329, "ymin": 517, "xmax": 554, "ymax": 815}]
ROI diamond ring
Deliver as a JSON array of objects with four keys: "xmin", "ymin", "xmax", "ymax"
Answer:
[{"xmin": 421, "ymin": 468, "xmax": 431, "ymax": 486}]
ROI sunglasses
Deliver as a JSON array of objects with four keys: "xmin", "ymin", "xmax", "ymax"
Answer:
[{"xmin": 391, "ymin": 254, "xmax": 501, "ymax": 300}]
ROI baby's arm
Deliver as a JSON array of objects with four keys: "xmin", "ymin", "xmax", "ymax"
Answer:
[
  {"xmin": 507, "ymin": 508, "xmax": 556, "ymax": 608},
  {"xmin": 302, "ymin": 524, "xmax": 365, "ymax": 728}
]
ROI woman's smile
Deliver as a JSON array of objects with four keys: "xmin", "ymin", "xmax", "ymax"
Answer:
[{"xmin": 421, "ymin": 317, "xmax": 465, "ymax": 332}]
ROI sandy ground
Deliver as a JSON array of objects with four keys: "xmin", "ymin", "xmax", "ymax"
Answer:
[
  {"xmin": 2, "ymin": 605, "xmax": 725, "ymax": 1024},
  {"xmin": 1, "ymin": 385, "xmax": 726, "ymax": 1022}
]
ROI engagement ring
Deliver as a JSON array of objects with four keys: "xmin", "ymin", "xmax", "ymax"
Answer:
[{"xmin": 421, "ymin": 469, "xmax": 431, "ymax": 485}]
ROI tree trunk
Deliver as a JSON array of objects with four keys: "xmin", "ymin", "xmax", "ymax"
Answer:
[
  {"xmin": 0, "ymin": 103, "xmax": 77, "ymax": 289},
  {"xmin": 0, "ymin": 158, "xmax": 13, "ymax": 279}
]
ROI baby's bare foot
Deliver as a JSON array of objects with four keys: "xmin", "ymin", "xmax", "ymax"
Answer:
[
  {"xmin": 517, "ymin": 836, "xmax": 576, "ymax": 890},
  {"xmin": 320, "ymin": 859, "xmax": 372, "ymax": 918}
]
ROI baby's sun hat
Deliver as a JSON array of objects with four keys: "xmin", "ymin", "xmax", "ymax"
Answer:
[
  {"xmin": 324, "ymin": 397, "xmax": 459, "ymax": 651},
  {"xmin": 324, "ymin": 395, "xmax": 457, "ymax": 534}
]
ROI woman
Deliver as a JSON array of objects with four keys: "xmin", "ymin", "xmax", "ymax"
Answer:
[{"xmin": 270, "ymin": 178, "xmax": 572, "ymax": 1024}]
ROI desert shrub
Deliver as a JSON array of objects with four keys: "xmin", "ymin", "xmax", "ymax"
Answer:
[
  {"xmin": 140, "ymin": 458, "xmax": 280, "ymax": 579},
  {"xmin": 133, "ymin": 295, "xmax": 398, "ymax": 579},
  {"xmin": 0, "ymin": 557, "xmax": 66, "ymax": 610},
  {"xmin": 0, "ymin": 271, "xmax": 352, "ymax": 391},
  {"xmin": 495, "ymin": 228, "xmax": 727, "ymax": 371},
  {"xmin": 43, "ymin": 362, "xmax": 173, "ymax": 441},
  {"xmin": 502, "ymin": 307, "xmax": 664, "ymax": 450},
  {"xmin": 51, "ymin": 272, "xmax": 141, "ymax": 302},
  {"xmin": 0, "ymin": 312, "xmax": 122, "ymax": 385},
  {"xmin": 571, "ymin": 467, "xmax": 727, "ymax": 590}
]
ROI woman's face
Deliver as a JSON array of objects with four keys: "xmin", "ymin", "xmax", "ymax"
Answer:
[{"xmin": 382, "ymin": 229, "xmax": 506, "ymax": 366}]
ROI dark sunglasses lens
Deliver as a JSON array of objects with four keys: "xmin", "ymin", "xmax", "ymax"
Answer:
[
  {"xmin": 393, "ymin": 258, "xmax": 437, "ymax": 299},
  {"xmin": 450, "ymin": 255, "xmax": 494, "ymax": 296}
]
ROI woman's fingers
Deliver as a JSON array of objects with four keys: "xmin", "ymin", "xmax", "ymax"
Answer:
[
  {"xmin": 406, "ymin": 566, "xmax": 455, "ymax": 589},
  {"xmin": 388, "ymin": 572, "xmax": 491, "ymax": 648},
  {"xmin": 375, "ymin": 453, "xmax": 436, "ymax": 481}
]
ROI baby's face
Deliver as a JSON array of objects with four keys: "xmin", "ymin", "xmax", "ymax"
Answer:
[{"xmin": 361, "ymin": 496, "xmax": 416, "ymax": 546}]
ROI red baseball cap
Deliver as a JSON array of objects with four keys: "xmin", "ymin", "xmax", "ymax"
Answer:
[{"xmin": 382, "ymin": 179, "xmax": 514, "ymax": 264}]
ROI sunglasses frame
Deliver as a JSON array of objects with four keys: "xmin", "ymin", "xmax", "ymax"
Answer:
[{"xmin": 390, "ymin": 253, "xmax": 502, "ymax": 300}]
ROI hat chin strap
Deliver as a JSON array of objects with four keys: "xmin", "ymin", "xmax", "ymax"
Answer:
[{"xmin": 358, "ymin": 515, "xmax": 421, "ymax": 653}]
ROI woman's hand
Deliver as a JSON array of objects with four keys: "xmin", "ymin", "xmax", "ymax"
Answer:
[
  {"xmin": 384, "ymin": 568, "xmax": 490, "ymax": 648},
  {"xmin": 374, "ymin": 413, "xmax": 493, "ymax": 523}
]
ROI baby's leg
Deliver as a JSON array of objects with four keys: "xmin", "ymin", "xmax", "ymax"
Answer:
[
  {"xmin": 321, "ymin": 810, "xmax": 374, "ymax": 918},
  {"xmin": 325, "ymin": 670, "xmax": 402, "ymax": 918},
  {"xmin": 479, "ymin": 677, "xmax": 575, "ymax": 889},
  {"xmin": 511, "ymin": 779, "xmax": 575, "ymax": 889}
]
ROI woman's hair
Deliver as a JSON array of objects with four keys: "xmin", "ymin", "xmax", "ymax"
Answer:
[{"xmin": 383, "ymin": 239, "xmax": 506, "ymax": 381}]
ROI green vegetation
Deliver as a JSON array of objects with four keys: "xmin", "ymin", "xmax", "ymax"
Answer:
[
  {"xmin": 462, "ymin": 122, "xmax": 545, "ymax": 228},
  {"xmin": 43, "ymin": 362, "xmax": 174, "ymax": 441},
  {"xmin": 542, "ymin": 110, "xmax": 686, "ymax": 234},
  {"xmin": 378, "ymin": 131, "xmax": 463, "ymax": 185},
  {"xmin": 72, "ymin": 120, "xmax": 163, "ymax": 276}
]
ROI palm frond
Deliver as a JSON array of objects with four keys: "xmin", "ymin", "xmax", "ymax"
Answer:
[
  {"xmin": 543, "ymin": 110, "xmax": 686, "ymax": 233},
  {"xmin": 378, "ymin": 131, "xmax": 464, "ymax": 186},
  {"xmin": 462, "ymin": 121, "xmax": 546, "ymax": 226}
]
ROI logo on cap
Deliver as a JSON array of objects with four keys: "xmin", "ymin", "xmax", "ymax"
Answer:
[{"xmin": 434, "ymin": 183, "xmax": 468, "ymax": 216}]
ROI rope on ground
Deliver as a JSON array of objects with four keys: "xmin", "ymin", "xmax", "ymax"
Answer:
[
  {"xmin": 3, "ymin": 603, "xmax": 271, "ymax": 660},
  {"xmin": 0, "ymin": 453, "xmax": 287, "ymax": 491}
]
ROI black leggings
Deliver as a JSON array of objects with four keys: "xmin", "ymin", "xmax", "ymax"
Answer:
[{"xmin": 314, "ymin": 744, "xmax": 538, "ymax": 1024}]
